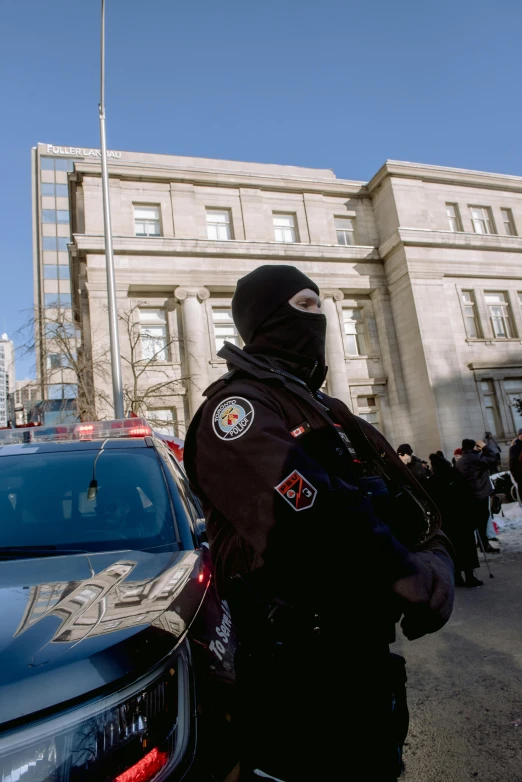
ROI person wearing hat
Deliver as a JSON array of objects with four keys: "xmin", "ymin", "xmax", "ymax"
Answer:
[
  {"xmin": 184, "ymin": 265, "xmax": 454, "ymax": 782},
  {"xmin": 509, "ymin": 428, "xmax": 522, "ymax": 501},
  {"xmin": 455, "ymin": 438, "xmax": 498, "ymax": 554},
  {"xmin": 396, "ymin": 443, "xmax": 430, "ymax": 484}
]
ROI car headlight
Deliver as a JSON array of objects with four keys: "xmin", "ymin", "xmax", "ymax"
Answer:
[{"xmin": 0, "ymin": 641, "xmax": 193, "ymax": 782}]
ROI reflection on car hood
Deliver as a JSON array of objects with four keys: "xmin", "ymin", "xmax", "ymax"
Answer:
[{"xmin": 0, "ymin": 549, "xmax": 206, "ymax": 725}]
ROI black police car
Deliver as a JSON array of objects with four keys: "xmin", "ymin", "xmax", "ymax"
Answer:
[{"xmin": 0, "ymin": 418, "xmax": 237, "ymax": 781}]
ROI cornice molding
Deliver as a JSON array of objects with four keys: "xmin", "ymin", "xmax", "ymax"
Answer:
[
  {"xmin": 73, "ymin": 160, "xmax": 368, "ymax": 197},
  {"xmin": 468, "ymin": 361, "xmax": 522, "ymax": 372},
  {"xmin": 379, "ymin": 227, "xmax": 522, "ymax": 258},
  {"xmin": 368, "ymin": 160, "xmax": 522, "ymax": 195},
  {"xmin": 72, "ymin": 234, "xmax": 381, "ymax": 263}
]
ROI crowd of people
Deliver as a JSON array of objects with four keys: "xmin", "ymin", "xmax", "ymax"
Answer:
[{"xmin": 397, "ymin": 429, "xmax": 522, "ymax": 589}]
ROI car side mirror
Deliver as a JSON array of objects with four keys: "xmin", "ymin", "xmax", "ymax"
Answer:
[{"xmin": 196, "ymin": 518, "xmax": 209, "ymax": 548}]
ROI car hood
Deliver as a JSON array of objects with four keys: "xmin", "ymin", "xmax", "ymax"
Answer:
[{"xmin": 0, "ymin": 548, "xmax": 207, "ymax": 726}]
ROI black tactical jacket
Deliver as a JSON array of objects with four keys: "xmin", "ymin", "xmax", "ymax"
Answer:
[
  {"xmin": 456, "ymin": 445, "xmax": 498, "ymax": 500},
  {"xmin": 184, "ymin": 343, "xmax": 454, "ymax": 645}
]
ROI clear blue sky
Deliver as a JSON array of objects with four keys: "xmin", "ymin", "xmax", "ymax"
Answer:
[{"xmin": 2, "ymin": 0, "xmax": 521, "ymax": 377}]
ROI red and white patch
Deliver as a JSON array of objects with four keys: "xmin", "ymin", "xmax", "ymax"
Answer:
[
  {"xmin": 275, "ymin": 470, "xmax": 317, "ymax": 511},
  {"xmin": 289, "ymin": 421, "xmax": 311, "ymax": 439}
]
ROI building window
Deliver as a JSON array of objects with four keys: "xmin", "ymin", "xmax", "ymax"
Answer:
[
  {"xmin": 206, "ymin": 209, "xmax": 232, "ymax": 240},
  {"xmin": 470, "ymin": 206, "xmax": 495, "ymax": 235},
  {"xmin": 47, "ymin": 353, "xmax": 63, "ymax": 370},
  {"xmin": 41, "ymin": 157, "xmax": 75, "ymax": 174},
  {"xmin": 54, "ymin": 158, "xmax": 75, "ymax": 172},
  {"xmin": 484, "ymin": 292, "xmax": 513, "ymax": 338},
  {"xmin": 480, "ymin": 381, "xmax": 502, "ymax": 437},
  {"xmin": 212, "ymin": 308, "xmax": 239, "ymax": 352},
  {"xmin": 43, "ymin": 237, "xmax": 58, "ymax": 251},
  {"xmin": 44, "ymin": 266, "xmax": 69, "ymax": 280},
  {"xmin": 500, "ymin": 208, "xmax": 517, "ymax": 236},
  {"xmin": 44, "ymin": 266, "xmax": 59, "ymax": 280},
  {"xmin": 41, "ymin": 210, "xmax": 69, "ymax": 224},
  {"xmin": 357, "ymin": 396, "xmax": 380, "ymax": 429},
  {"xmin": 446, "ymin": 203, "xmax": 463, "ymax": 232},
  {"xmin": 40, "ymin": 157, "xmax": 55, "ymax": 171},
  {"xmin": 41, "ymin": 183, "xmax": 68, "ymax": 197},
  {"xmin": 504, "ymin": 378, "xmax": 522, "ymax": 433},
  {"xmin": 273, "ymin": 214, "xmax": 297, "ymax": 243},
  {"xmin": 45, "ymin": 322, "xmax": 77, "ymax": 339},
  {"xmin": 134, "ymin": 206, "xmax": 161, "ymax": 237},
  {"xmin": 44, "ymin": 236, "xmax": 69, "ymax": 251},
  {"xmin": 145, "ymin": 408, "xmax": 176, "ymax": 435},
  {"xmin": 48, "ymin": 383, "xmax": 77, "ymax": 400},
  {"xmin": 44, "ymin": 294, "xmax": 60, "ymax": 308},
  {"xmin": 139, "ymin": 308, "xmax": 168, "ymax": 361},
  {"xmin": 343, "ymin": 308, "xmax": 367, "ymax": 355},
  {"xmin": 461, "ymin": 290, "xmax": 480, "ymax": 338},
  {"xmin": 42, "ymin": 210, "xmax": 57, "ymax": 223},
  {"xmin": 335, "ymin": 217, "xmax": 356, "ymax": 245}
]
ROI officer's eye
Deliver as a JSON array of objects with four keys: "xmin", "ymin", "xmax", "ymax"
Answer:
[{"xmin": 298, "ymin": 297, "xmax": 320, "ymax": 310}]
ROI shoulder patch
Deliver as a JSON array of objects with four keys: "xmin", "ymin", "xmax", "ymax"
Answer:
[
  {"xmin": 212, "ymin": 397, "xmax": 255, "ymax": 441},
  {"xmin": 275, "ymin": 470, "xmax": 317, "ymax": 511}
]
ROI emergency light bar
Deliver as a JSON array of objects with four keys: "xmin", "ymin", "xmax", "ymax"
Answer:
[{"xmin": 0, "ymin": 418, "xmax": 152, "ymax": 445}]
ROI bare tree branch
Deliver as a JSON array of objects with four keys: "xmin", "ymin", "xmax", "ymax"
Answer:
[
  {"xmin": 117, "ymin": 302, "xmax": 190, "ymax": 429},
  {"xmin": 14, "ymin": 305, "xmax": 110, "ymax": 422}
]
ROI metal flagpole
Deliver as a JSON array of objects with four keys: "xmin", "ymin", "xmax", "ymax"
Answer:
[{"xmin": 99, "ymin": 0, "xmax": 124, "ymax": 419}]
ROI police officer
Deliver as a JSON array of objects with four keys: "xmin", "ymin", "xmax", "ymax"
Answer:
[{"xmin": 184, "ymin": 265, "xmax": 454, "ymax": 782}]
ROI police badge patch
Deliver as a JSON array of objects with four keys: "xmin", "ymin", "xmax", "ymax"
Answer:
[
  {"xmin": 212, "ymin": 397, "xmax": 255, "ymax": 441},
  {"xmin": 275, "ymin": 470, "xmax": 317, "ymax": 511}
]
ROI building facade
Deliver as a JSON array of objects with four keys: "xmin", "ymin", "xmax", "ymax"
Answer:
[
  {"xmin": 13, "ymin": 379, "xmax": 42, "ymax": 425},
  {"xmin": 0, "ymin": 334, "xmax": 16, "ymax": 428},
  {"xmin": 32, "ymin": 143, "xmax": 522, "ymax": 457}
]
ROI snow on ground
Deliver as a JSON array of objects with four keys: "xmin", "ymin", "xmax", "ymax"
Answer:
[{"xmin": 492, "ymin": 502, "xmax": 522, "ymax": 554}]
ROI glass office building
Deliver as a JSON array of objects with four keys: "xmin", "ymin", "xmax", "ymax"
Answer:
[{"xmin": 31, "ymin": 144, "xmax": 79, "ymax": 406}]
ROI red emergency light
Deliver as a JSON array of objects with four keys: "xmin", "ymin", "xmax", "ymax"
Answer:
[
  {"xmin": 0, "ymin": 418, "xmax": 153, "ymax": 445},
  {"xmin": 114, "ymin": 747, "xmax": 169, "ymax": 782}
]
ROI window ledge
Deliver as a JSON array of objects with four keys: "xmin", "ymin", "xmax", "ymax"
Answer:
[
  {"xmin": 136, "ymin": 361, "xmax": 182, "ymax": 367},
  {"xmin": 344, "ymin": 354, "xmax": 381, "ymax": 360},
  {"xmin": 466, "ymin": 338, "xmax": 522, "ymax": 345},
  {"xmin": 209, "ymin": 359, "xmax": 227, "ymax": 366}
]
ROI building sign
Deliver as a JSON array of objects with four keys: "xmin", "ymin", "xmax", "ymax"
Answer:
[{"xmin": 46, "ymin": 145, "xmax": 122, "ymax": 159}]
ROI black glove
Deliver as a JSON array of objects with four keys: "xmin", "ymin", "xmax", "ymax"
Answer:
[{"xmin": 393, "ymin": 550, "xmax": 454, "ymax": 641}]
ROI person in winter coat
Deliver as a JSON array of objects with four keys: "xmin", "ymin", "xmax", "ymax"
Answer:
[
  {"xmin": 485, "ymin": 432, "xmax": 502, "ymax": 475},
  {"xmin": 184, "ymin": 264, "xmax": 454, "ymax": 782},
  {"xmin": 428, "ymin": 453, "xmax": 482, "ymax": 587},
  {"xmin": 397, "ymin": 444, "xmax": 430, "ymax": 484},
  {"xmin": 509, "ymin": 428, "xmax": 522, "ymax": 499},
  {"xmin": 452, "ymin": 447, "xmax": 463, "ymax": 468},
  {"xmin": 455, "ymin": 438, "xmax": 498, "ymax": 553}
]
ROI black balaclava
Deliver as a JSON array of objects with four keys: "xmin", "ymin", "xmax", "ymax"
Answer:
[{"xmin": 231, "ymin": 265, "xmax": 327, "ymax": 390}]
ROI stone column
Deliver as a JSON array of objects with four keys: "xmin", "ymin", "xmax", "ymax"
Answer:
[
  {"xmin": 321, "ymin": 290, "xmax": 351, "ymax": 408},
  {"xmin": 175, "ymin": 287, "xmax": 210, "ymax": 417}
]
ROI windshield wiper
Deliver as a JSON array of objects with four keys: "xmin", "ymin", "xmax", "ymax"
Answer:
[{"xmin": 0, "ymin": 546, "xmax": 90, "ymax": 559}]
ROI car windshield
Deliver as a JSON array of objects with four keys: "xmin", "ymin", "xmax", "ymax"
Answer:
[{"xmin": 0, "ymin": 447, "xmax": 179, "ymax": 556}]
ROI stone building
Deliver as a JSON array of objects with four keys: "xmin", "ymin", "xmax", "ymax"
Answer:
[
  {"xmin": 0, "ymin": 334, "xmax": 15, "ymax": 428},
  {"xmin": 32, "ymin": 143, "xmax": 522, "ymax": 457},
  {"xmin": 13, "ymin": 379, "xmax": 41, "ymax": 425}
]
